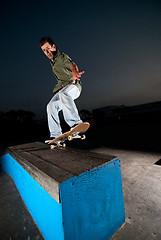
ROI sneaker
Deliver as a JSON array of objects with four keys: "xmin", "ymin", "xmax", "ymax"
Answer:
[{"xmin": 45, "ymin": 137, "xmax": 55, "ymax": 144}]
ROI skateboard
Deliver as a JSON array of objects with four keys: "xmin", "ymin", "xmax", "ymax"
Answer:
[{"xmin": 48, "ymin": 122, "xmax": 90, "ymax": 149}]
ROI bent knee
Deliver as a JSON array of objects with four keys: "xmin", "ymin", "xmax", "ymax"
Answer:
[
  {"xmin": 47, "ymin": 99, "xmax": 61, "ymax": 113},
  {"xmin": 47, "ymin": 100, "xmax": 54, "ymax": 112},
  {"xmin": 46, "ymin": 102, "xmax": 51, "ymax": 113},
  {"xmin": 60, "ymin": 85, "xmax": 80, "ymax": 100}
]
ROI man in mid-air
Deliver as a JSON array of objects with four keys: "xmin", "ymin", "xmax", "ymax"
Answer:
[{"xmin": 39, "ymin": 36, "xmax": 84, "ymax": 141}]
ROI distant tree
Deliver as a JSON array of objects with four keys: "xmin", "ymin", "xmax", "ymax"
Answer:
[
  {"xmin": 1, "ymin": 110, "xmax": 35, "ymax": 123},
  {"xmin": 16, "ymin": 110, "xmax": 35, "ymax": 123},
  {"xmin": 80, "ymin": 109, "xmax": 93, "ymax": 122}
]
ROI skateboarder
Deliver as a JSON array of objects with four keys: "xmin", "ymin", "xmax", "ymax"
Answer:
[{"xmin": 39, "ymin": 36, "xmax": 84, "ymax": 141}]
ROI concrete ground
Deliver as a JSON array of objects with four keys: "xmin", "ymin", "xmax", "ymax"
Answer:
[
  {"xmin": 92, "ymin": 147, "xmax": 161, "ymax": 240},
  {"xmin": 0, "ymin": 172, "xmax": 43, "ymax": 240}
]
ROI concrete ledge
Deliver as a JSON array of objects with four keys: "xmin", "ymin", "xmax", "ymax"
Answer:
[
  {"xmin": 1, "ymin": 142, "xmax": 125, "ymax": 240},
  {"xmin": 7, "ymin": 142, "xmax": 116, "ymax": 203}
]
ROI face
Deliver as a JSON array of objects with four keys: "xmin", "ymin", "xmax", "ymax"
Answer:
[{"xmin": 41, "ymin": 42, "xmax": 57, "ymax": 60}]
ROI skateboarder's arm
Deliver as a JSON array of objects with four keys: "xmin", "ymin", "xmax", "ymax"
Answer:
[{"xmin": 70, "ymin": 62, "xmax": 84, "ymax": 83}]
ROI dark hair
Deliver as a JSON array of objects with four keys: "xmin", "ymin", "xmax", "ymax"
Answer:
[{"xmin": 39, "ymin": 36, "xmax": 54, "ymax": 47}]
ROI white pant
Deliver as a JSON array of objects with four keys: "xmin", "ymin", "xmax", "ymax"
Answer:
[{"xmin": 47, "ymin": 84, "xmax": 82, "ymax": 138}]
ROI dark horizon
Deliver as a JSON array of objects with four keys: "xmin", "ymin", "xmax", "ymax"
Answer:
[
  {"xmin": 1, "ymin": 99, "xmax": 161, "ymax": 121},
  {"xmin": 1, "ymin": 97, "xmax": 161, "ymax": 155}
]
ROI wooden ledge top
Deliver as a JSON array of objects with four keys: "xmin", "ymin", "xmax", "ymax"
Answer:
[{"xmin": 7, "ymin": 142, "xmax": 117, "ymax": 203}]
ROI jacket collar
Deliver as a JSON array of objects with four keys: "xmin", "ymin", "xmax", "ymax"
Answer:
[{"xmin": 50, "ymin": 50, "xmax": 60, "ymax": 65}]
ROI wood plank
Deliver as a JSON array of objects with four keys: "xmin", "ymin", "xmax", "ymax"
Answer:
[{"xmin": 7, "ymin": 142, "xmax": 117, "ymax": 202}]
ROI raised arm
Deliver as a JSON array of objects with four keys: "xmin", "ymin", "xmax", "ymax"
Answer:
[{"xmin": 70, "ymin": 62, "xmax": 84, "ymax": 83}]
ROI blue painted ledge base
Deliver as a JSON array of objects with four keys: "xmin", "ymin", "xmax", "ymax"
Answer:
[
  {"xmin": 60, "ymin": 160, "xmax": 125, "ymax": 240},
  {"xmin": 0, "ymin": 143, "xmax": 125, "ymax": 240},
  {"xmin": 1, "ymin": 153, "xmax": 64, "ymax": 240}
]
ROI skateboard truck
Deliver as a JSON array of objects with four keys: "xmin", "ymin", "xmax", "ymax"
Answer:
[
  {"xmin": 50, "ymin": 141, "xmax": 66, "ymax": 149},
  {"xmin": 68, "ymin": 133, "xmax": 86, "ymax": 141},
  {"xmin": 48, "ymin": 122, "xmax": 90, "ymax": 149}
]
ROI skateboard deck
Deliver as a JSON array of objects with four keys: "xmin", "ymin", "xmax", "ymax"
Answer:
[{"xmin": 48, "ymin": 122, "xmax": 90, "ymax": 149}]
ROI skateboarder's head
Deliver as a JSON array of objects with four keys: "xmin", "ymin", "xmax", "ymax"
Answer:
[{"xmin": 39, "ymin": 36, "xmax": 57, "ymax": 60}]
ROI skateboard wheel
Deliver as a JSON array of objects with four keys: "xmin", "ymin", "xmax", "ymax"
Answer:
[
  {"xmin": 62, "ymin": 143, "xmax": 66, "ymax": 147},
  {"xmin": 50, "ymin": 145, "xmax": 55, "ymax": 149},
  {"xmin": 81, "ymin": 135, "xmax": 86, "ymax": 140},
  {"xmin": 68, "ymin": 135, "xmax": 73, "ymax": 141}
]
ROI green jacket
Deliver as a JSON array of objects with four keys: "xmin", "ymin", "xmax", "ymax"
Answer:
[{"xmin": 50, "ymin": 50, "xmax": 82, "ymax": 94}]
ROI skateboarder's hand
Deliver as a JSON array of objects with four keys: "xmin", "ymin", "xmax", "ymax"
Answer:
[
  {"xmin": 70, "ymin": 62, "xmax": 84, "ymax": 83},
  {"xmin": 72, "ymin": 70, "xmax": 84, "ymax": 83}
]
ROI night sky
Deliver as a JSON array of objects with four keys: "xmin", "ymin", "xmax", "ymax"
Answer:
[{"xmin": 1, "ymin": 0, "xmax": 161, "ymax": 119}]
